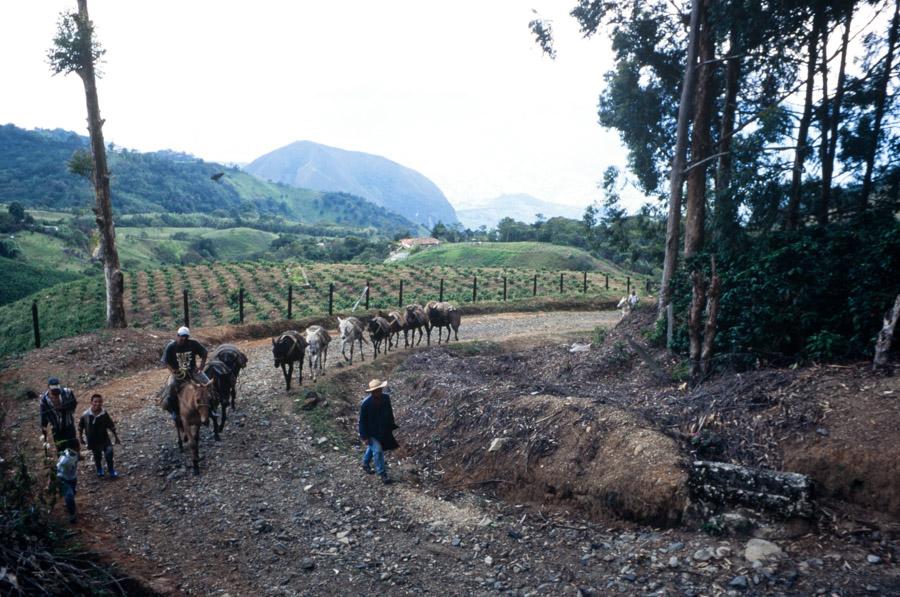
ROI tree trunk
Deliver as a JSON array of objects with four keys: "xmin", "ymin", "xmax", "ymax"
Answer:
[
  {"xmin": 822, "ymin": 10, "xmax": 852, "ymax": 219},
  {"xmin": 76, "ymin": 0, "xmax": 126, "ymax": 328},
  {"xmin": 873, "ymin": 294, "xmax": 900, "ymax": 373},
  {"xmin": 700, "ymin": 260, "xmax": 720, "ymax": 378},
  {"xmin": 684, "ymin": 0, "xmax": 714, "ymax": 259},
  {"xmin": 688, "ymin": 269, "xmax": 706, "ymax": 383},
  {"xmin": 659, "ymin": 0, "xmax": 702, "ymax": 318},
  {"xmin": 816, "ymin": 19, "xmax": 831, "ymax": 226},
  {"xmin": 785, "ymin": 13, "xmax": 821, "ymax": 231},
  {"xmin": 713, "ymin": 33, "xmax": 741, "ymax": 245},
  {"xmin": 861, "ymin": 0, "xmax": 900, "ymax": 209}
]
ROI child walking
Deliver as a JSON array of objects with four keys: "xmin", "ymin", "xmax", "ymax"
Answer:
[
  {"xmin": 56, "ymin": 448, "xmax": 79, "ymax": 523},
  {"xmin": 78, "ymin": 394, "xmax": 121, "ymax": 478}
]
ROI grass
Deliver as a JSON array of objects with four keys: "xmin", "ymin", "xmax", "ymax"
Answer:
[
  {"xmin": 115, "ymin": 227, "xmax": 278, "ymax": 269},
  {"xmin": 403, "ymin": 241, "xmax": 628, "ymax": 273},
  {"xmin": 5, "ymin": 230, "xmax": 90, "ymax": 273}
]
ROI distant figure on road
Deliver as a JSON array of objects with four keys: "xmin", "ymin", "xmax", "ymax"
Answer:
[
  {"xmin": 79, "ymin": 393, "xmax": 121, "ymax": 478},
  {"xmin": 40, "ymin": 377, "xmax": 79, "ymax": 455},
  {"xmin": 628, "ymin": 290, "xmax": 639, "ymax": 309},
  {"xmin": 358, "ymin": 378, "xmax": 399, "ymax": 484},
  {"xmin": 56, "ymin": 447, "xmax": 79, "ymax": 523},
  {"xmin": 618, "ymin": 290, "xmax": 640, "ymax": 319},
  {"xmin": 160, "ymin": 326, "xmax": 209, "ymax": 419}
]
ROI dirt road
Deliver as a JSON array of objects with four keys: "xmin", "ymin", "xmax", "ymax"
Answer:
[{"xmin": 19, "ymin": 309, "xmax": 898, "ymax": 596}]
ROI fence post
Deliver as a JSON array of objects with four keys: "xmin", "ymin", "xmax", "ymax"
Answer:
[
  {"xmin": 398, "ymin": 279, "xmax": 404, "ymax": 307},
  {"xmin": 533, "ymin": 274, "xmax": 537, "ymax": 297},
  {"xmin": 472, "ymin": 275, "xmax": 477, "ymax": 303},
  {"xmin": 583, "ymin": 271, "xmax": 587, "ymax": 294},
  {"xmin": 31, "ymin": 301, "xmax": 40, "ymax": 349},
  {"xmin": 627, "ymin": 276, "xmax": 631, "ymax": 295},
  {"xmin": 559, "ymin": 272, "xmax": 564, "ymax": 294},
  {"xmin": 439, "ymin": 278, "xmax": 444, "ymax": 302},
  {"xmin": 645, "ymin": 279, "xmax": 651, "ymax": 295},
  {"xmin": 329, "ymin": 283, "xmax": 334, "ymax": 316},
  {"xmin": 503, "ymin": 276, "xmax": 507, "ymax": 301},
  {"xmin": 287, "ymin": 284, "xmax": 293, "ymax": 319},
  {"xmin": 365, "ymin": 280, "xmax": 370, "ymax": 310},
  {"xmin": 605, "ymin": 273, "xmax": 609, "ymax": 289},
  {"xmin": 182, "ymin": 289, "xmax": 190, "ymax": 327},
  {"xmin": 239, "ymin": 288, "xmax": 244, "ymax": 324}
]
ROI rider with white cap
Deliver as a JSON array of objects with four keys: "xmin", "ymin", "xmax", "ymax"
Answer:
[{"xmin": 160, "ymin": 326, "xmax": 209, "ymax": 417}]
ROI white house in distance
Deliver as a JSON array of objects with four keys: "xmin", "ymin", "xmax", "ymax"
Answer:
[{"xmin": 398, "ymin": 237, "xmax": 441, "ymax": 249}]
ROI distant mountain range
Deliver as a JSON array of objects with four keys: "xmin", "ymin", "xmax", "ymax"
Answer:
[
  {"xmin": 244, "ymin": 141, "xmax": 458, "ymax": 229},
  {"xmin": 454, "ymin": 193, "xmax": 587, "ymax": 230},
  {"xmin": 0, "ymin": 124, "xmax": 417, "ymax": 235}
]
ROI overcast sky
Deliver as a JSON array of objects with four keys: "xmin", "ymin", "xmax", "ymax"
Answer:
[{"xmin": 1, "ymin": 1, "xmax": 648, "ymax": 212}]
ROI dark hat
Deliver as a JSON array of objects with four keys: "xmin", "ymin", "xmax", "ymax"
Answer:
[{"xmin": 48, "ymin": 377, "xmax": 61, "ymax": 390}]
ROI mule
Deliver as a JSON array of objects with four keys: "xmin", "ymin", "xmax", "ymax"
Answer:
[
  {"xmin": 173, "ymin": 381, "xmax": 212, "ymax": 475},
  {"xmin": 425, "ymin": 301, "xmax": 461, "ymax": 345},
  {"xmin": 367, "ymin": 316, "xmax": 392, "ymax": 358},
  {"xmin": 305, "ymin": 325, "xmax": 331, "ymax": 382},
  {"xmin": 385, "ymin": 311, "xmax": 406, "ymax": 349},
  {"xmin": 203, "ymin": 359, "xmax": 234, "ymax": 440},
  {"xmin": 272, "ymin": 331, "xmax": 307, "ymax": 391},
  {"xmin": 210, "ymin": 344, "xmax": 248, "ymax": 409},
  {"xmin": 338, "ymin": 316, "xmax": 367, "ymax": 364},
  {"xmin": 403, "ymin": 304, "xmax": 428, "ymax": 347}
]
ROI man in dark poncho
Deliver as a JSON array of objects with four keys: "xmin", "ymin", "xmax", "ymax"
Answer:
[{"xmin": 358, "ymin": 378, "xmax": 399, "ymax": 484}]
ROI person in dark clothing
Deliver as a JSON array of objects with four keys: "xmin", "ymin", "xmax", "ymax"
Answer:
[
  {"xmin": 358, "ymin": 378, "xmax": 399, "ymax": 484},
  {"xmin": 40, "ymin": 377, "xmax": 79, "ymax": 455},
  {"xmin": 160, "ymin": 326, "xmax": 209, "ymax": 417},
  {"xmin": 79, "ymin": 394, "xmax": 120, "ymax": 478}
]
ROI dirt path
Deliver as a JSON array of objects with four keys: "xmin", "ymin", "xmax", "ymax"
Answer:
[
  {"xmin": 20, "ymin": 309, "xmax": 899, "ymax": 596},
  {"xmin": 57, "ymin": 311, "xmax": 618, "ymax": 594}
]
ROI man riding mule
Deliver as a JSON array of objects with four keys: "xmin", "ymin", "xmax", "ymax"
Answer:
[{"xmin": 161, "ymin": 327, "xmax": 210, "ymax": 419}]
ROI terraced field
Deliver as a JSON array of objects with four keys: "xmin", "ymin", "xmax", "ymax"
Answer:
[{"xmin": 0, "ymin": 261, "xmax": 645, "ymax": 356}]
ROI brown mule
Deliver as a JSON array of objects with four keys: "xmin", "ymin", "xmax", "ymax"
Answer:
[{"xmin": 173, "ymin": 380, "xmax": 212, "ymax": 475}]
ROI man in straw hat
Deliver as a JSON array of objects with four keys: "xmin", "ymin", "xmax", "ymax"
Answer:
[{"xmin": 358, "ymin": 378, "xmax": 399, "ymax": 484}]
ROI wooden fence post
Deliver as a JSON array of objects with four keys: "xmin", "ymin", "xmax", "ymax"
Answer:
[
  {"xmin": 439, "ymin": 278, "xmax": 444, "ymax": 302},
  {"xmin": 398, "ymin": 279, "xmax": 404, "ymax": 307},
  {"xmin": 287, "ymin": 284, "xmax": 293, "ymax": 319},
  {"xmin": 533, "ymin": 274, "xmax": 537, "ymax": 297},
  {"xmin": 239, "ymin": 288, "xmax": 244, "ymax": 324},
  {"xmin": 328, "ymin": 283, "xmax": 334, "ymax": 316},
  {"xmin": 503, "ymin": 276, "xmax": 507, "ymax": 301},
  {"xmin": 182, "ymin": 289, "xmax": 190, "ymax": 327},
  {"xmin": 583, "ymin": 271, "xmax": 587, "ymax": 293},
  {"xmin": 559, "ymin": 272, "xmax": 564, "ymax": 293},
  {"xmin": 32, "ymin": 301, "xmax": 40, "ymax": 349},
  {"xmin": 646, "ymin": 279, "xmax": 651, "ymax": 295},
  {"xmin": 627, "ymin": 276, "xmax": 631, "ymax": 295},
  {"xmin": 365, "ymin": 280, "xmax": 370, "ymax": 310},
  {"xmin": 605, "ymin": 273, "xmax": 609, "ymax": 289},
  {"xmin": 472, "ymin": 276, "xmax": 477, "ymax": 303}
]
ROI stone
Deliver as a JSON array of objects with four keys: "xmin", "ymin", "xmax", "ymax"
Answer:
[
  {"xmin": 693, "ymin": 548, "xmax": 714, "ymax": 562},
  {"xmin": 744, "ymin": 539, "xmax": 782, "ymax": 562},
  {"xmin": 484, "ymin": 556, "xmax": 494, "ymax": 566},
  {"xmin": 866, "ymin": 554, "xmax": 881, "ymax": 565},
  {"xmin": 301, "ymin": 558, "xmax": 315, "ymax": 571},
  {"xmin": 728, "ymin": 576, "xmax": 749, "ymax": 590},
  {"xmin": 715, "ymin": 546, "xmax": 732, "ymax": 558},
  {"xmin": 668, "ymin": 556, "xmax": 679, "ymax": 568},
  {"xmin": 488, "ymin": 438, "xmax": 512, "ymax": 453}
]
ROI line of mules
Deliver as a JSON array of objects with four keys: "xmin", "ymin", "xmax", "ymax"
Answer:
[
  {"xmin": 272, "ymin": 301, "xmax": 462, "ymax": 391},
  {"xmin": 171, "ymin": 344, "xmax": 248, "ymax": 474}
]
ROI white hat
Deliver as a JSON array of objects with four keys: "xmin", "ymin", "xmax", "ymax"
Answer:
[{"xmin": 177, "ymin": 326, "xmax": 190, "ymax": 337}]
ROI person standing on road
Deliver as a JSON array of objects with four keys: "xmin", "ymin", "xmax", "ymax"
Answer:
[
  {"xmin": 160, "ymin": 326, "xmax": 209, "ymax": 418},
  {"xmin": 40, "ymin": 377, "xmax": 79, "ymax": 455},
  {"xmin": 79, "ymin": 393, "xmax": 121, "ymax": 478},
  {"xmin": 358, "ymin": 379, "xmax": 399, "ymax": 484}
]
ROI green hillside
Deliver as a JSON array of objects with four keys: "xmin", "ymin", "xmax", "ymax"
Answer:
[
  {"xmin": 0, "ymin": 261, "xmax": 636, "ymax": 357},
  {"xmin": 403, "ymin": 242, "xmax": 630, "ymax": 274},
  {"xmin": 0, "ymin": 124, "xmax": 418, "ymax": 235}
]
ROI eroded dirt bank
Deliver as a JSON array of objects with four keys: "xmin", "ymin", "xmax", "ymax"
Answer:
[{"xmin": 1, "ymin": 309, "xmax": 898, "ymax": 595}]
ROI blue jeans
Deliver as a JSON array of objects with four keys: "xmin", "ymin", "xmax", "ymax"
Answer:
[
  {"xmin": 362, "ymin": 438, "xmax": 386, "ymax": 475},
  {"xmin": 59, "ymin": 478, "xmax": 77, "ymax": 516}
]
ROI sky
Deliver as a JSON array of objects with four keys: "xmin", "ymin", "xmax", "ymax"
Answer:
[{"xmin": 0, "ymin": 1, "xmax": 647, "ymax": 213}]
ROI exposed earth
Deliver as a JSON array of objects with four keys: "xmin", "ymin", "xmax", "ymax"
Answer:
[{"xmin": 1, "ymin": 308, "xmax": 899, "ymax": 596}]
